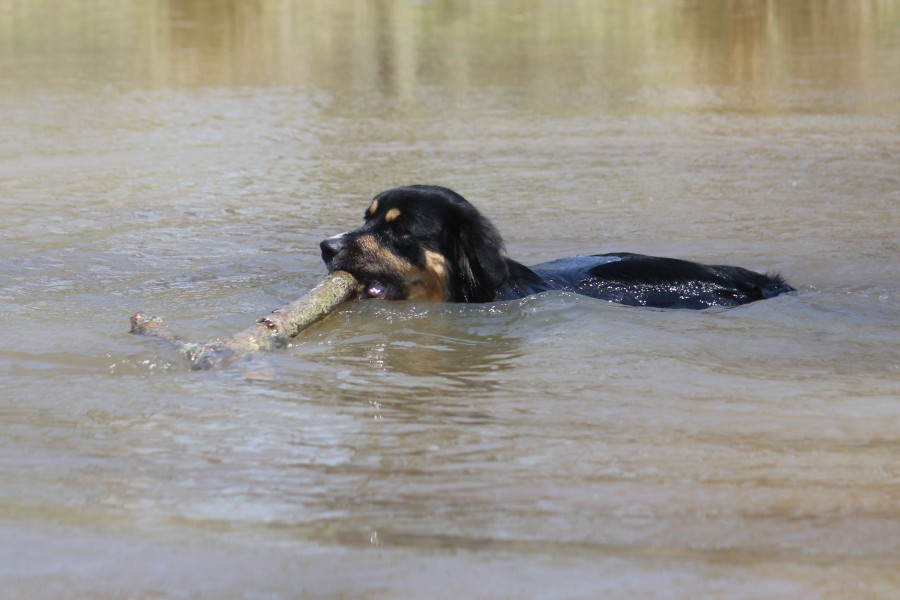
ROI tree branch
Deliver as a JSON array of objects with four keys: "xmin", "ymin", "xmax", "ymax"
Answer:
[{"xmin": 130, "ymin": 271, "xmax": 359, "ymax": 370}]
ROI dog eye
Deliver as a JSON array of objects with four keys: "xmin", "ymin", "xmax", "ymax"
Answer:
[{"xmin": 391, "ymin": 222, "xmax": 415, "ymax": 239}]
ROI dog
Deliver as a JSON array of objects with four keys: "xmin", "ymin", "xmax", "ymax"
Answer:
[{"xmin": 320, "ymin": 185, "xmax": 793, "ymax": 309}]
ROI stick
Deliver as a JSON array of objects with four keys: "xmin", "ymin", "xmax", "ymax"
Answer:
[{"xmin": 130, "ymin": 271, "xmax": 359, "ymax": 370}]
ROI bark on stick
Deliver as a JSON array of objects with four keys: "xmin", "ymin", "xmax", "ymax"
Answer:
[{"xmin": 130, "ymin": 271, "xmax": 358, "ymax": 370}]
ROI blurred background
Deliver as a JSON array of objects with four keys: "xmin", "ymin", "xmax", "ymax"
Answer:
[{"xmin": 3, "ymin": 0, "xmax": 899, "ymax": 106}]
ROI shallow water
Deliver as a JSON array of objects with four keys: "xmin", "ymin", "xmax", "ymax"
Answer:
[{"xmin": 2, "ymin": 1, "xmax": 899, "ymax": 598}]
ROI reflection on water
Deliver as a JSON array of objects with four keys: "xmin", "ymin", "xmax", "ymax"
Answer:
[
  {"xmin": 2, "ymin": 0, "xmax": 899, "ymax": 112},
  {"xmin": 1, "ymin": 1, "xmax": 900, "ymax": 598},
  {"xmin": 313, "ymin": 301, "xmax": 523, "ymax": 377}
]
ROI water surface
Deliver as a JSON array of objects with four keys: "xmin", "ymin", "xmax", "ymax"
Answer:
[{"xmin": 1, "ymin": 1, "xmax": 899, "ymax": 598}]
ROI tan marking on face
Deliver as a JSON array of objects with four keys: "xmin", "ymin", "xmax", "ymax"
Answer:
[
  {"xmin": 355, "ymin": 235, "xmax": 449, "ymax": 302},
  {"xmin": 384, "ymin": 207, "xmax": 401, "ymax": 223},
  {"xmin": 357, "ymin": 234, "xmax": 405, "ymax": 270},
  {"xmin": 406, "ymin": 250, "xmax": 450, "ymax": 302},
  {"xmin": 356, "ymin": 233, "xmax": 414, "ymax": 278},
  {"xmin": 367, "ymin": 199, "xmax": 379, "ymax": 216}
]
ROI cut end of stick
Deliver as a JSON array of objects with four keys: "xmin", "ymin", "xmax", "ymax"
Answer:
[
  {"xmin": 130, "ymin": 311, "xmax": 185, "ymax": 347},
  {"xmin": 129, "ymin": 311, "xmax": 158, "ymax": 334}
]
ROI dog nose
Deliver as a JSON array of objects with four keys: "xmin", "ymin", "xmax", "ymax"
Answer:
[{"xmin": 320, "ymin": 233, "xmax": 346, "ymax": 264}]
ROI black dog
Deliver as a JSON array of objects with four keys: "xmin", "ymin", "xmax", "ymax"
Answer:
[{"xmin": 320, "ymin": 185, "xmax": 793, "ymax": 309}]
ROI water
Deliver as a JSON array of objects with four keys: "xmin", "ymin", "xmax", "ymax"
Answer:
[{"xmin": 2, "ymin": 1, "xmax": 899, "ymax": 597}]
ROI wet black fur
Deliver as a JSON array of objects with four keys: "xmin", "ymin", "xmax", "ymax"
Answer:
[{"xmin": 321, "ymin": 185, "xmax": 794, "ymax": 308}]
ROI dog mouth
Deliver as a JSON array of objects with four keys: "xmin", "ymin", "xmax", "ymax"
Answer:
[
  {"xmin": 322, "ymin": 243, "xmax": 402, "ymax": 300},
  {"xmin": 326, "ymin": 260, "xmax": 395, "ymax": 300},
  {"xmin": 361, "ymin": 281, "xmax": 389, "ymax": 299},
  {"xmin": 331, "ymin": 266, "xmax": 396, "ymax": 300}
]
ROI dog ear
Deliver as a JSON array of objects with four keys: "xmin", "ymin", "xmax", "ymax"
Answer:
[{"xmin": 448, "ymin": 205, "xmax": 510, "ymax": 302}]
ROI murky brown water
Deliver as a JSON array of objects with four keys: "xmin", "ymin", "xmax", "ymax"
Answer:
[{"xmin": 2, "ymin": 1, "xmax": 899, "ymax": 597}]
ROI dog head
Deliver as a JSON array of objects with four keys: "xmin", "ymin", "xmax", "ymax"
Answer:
[{"xmin": 320, "ymin": 185, "xmax": 510, "ymax": 302}]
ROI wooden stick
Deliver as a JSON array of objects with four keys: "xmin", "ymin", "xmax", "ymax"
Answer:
[{"xmin": 130, "ymin": 271, "xmax": 359, "ymax": 370}]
